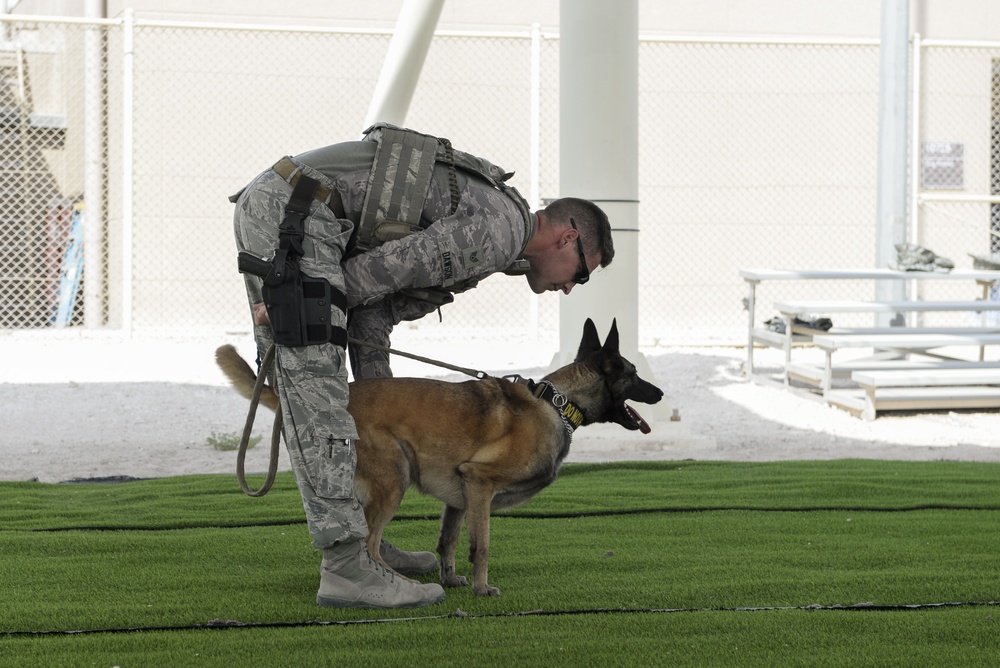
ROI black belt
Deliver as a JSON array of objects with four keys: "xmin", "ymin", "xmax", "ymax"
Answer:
[{"xmin": 272, "ymin": 157, "xmax": 347, "ymax": 219}]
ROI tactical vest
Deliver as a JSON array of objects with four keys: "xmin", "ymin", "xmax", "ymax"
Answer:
[{"xmin": 354, "ymin": 124, "xmax": 534, "ymax": 304}]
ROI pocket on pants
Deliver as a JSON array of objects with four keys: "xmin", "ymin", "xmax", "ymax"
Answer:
[{"xmin": 309, "ymin": 425, "xmax": 357, "ymax": 501}]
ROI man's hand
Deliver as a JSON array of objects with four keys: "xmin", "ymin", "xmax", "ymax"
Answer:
[{"xmin": 253, "ymin": 301, "xmax": 270, "ymax": 325}]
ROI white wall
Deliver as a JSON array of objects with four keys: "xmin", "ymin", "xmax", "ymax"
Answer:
[{"xmin": 7, "ymin": 1, "xmax": 998, "ymax": 41}]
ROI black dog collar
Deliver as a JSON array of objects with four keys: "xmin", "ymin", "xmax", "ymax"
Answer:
[{"xmin": 503, "ymin": 375, "xmax": 585, "ymax": 432}]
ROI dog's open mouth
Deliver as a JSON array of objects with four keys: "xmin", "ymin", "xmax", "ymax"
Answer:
[{"xmin": 624, "ymin": 404, "xmax": 651, "ymax": 434}]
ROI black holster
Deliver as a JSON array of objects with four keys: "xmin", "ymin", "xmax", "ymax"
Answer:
[
  {"xmin": 262, "ymin": 260, "xmax": 346, "ymax": 347},
  {"xmin": 238, "ymin": 170, "xmax": 348, "ymax": 348}
]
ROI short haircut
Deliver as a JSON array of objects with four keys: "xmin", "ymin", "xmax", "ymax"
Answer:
[{"xmin": 543, "ymin": 198, "xmax": 615, "ymax": 268}]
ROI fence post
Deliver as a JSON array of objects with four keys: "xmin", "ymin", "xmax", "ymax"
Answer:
[
  {"xmin": 121, "ymin": 8, "xmax": 134, "ymax": 336},
  {"xmin": 908, "ymin": 32, "xmax": 922, "ymax": 313},
  {"xmin": 909, "ymin": 32, "xmax": 922, "ymax": 250},
  {"xmin": 528, "ymin": 22, "xmax": 542, "ymax": 340},
  {"xmin": 83, "ymin": 2, "xmax": 104, "ymax": 328}
]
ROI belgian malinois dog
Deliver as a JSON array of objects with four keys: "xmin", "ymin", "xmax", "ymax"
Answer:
[{"xmin": 216, "ymin": 318, "xmax": 663, "ymax": 596}]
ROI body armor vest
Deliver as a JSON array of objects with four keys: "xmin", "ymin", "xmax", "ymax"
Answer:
[{"xmin": 355, "ymin": 124, "xmax": 534, "ymax": 303}]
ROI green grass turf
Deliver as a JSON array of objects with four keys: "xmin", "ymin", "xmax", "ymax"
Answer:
[
  {"xmin": 1, "ymin": 460, "xmax": 998, "ymax": 665},
  {"xmin": 4, "ymin": 609, "xmax": 998, "ymax": 667},
  {"xmin": 4, "ymin": 460, "xmax": 999, "ymax": 531}
]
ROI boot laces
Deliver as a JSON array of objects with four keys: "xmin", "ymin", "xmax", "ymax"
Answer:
[
  {"xmin": 365, "ymin": 547, "xmax": 394, "ymax": 582},
  {"xmin": 380, "ymin": 539, "xmax": 402, "ymax": 559}
]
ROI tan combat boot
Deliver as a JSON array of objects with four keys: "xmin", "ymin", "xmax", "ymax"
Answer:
[
  {"xmin": 379, "ymin": 539, "xmax": 438, "ymax": 576},
  {"xmin": 317, "ymin": 540, "xmax": 445, "ymax": 609}
]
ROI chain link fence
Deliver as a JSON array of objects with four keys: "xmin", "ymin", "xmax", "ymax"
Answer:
[
  {"xmin": 911, "ymin": 41, "xmax": 1000, "ymax": 326},
  {"xmin": 2, "ymin": 16, "xmax": 999, "ymax": 345},
  {"xmin": 639, "ymin": 37, "xmax": 883, "ymax": 340},
  {"xmin": 0, "ymin": 17, "xmax": 109, "ymax": 329}
]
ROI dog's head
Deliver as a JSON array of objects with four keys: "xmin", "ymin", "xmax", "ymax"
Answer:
[{"xmin": 575, "ymin": 318, "xmax": 664, "ymax": 433}]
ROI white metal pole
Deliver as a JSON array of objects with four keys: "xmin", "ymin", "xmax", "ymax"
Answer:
[
  {"xmin": 83, "ymin": 0, "xmax": 104, "ymax": 328},
  {"xmin": 121, "ymin": 8, "xmax": 134, "ymax": 336},
  {"xmin": 875, "ymin": 0, "xmax": 910, "ymax": 325},
  {"xmin": 362, "ymin": 0, "xmax": 445, "ymax": 129}
]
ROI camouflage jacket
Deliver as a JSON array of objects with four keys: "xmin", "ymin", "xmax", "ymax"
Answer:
[{"xmin": 293, "ymin": 140, "xmax": 534, "ymax": 309}]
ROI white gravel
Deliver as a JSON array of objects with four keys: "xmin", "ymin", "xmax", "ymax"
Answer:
[{"xmin": 2, "ymin": 332, "xmax": 998, "ymax": 483}]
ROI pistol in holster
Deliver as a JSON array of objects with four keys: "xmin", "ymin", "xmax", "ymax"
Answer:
[{"xmin": 237, "ymin": 170, "xmax": 348, "ymax": 348}]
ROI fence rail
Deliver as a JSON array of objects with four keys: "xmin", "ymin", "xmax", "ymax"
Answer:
[{"xmin": 1, "ymin": 14, "xmax": 998, "ymax": 346}]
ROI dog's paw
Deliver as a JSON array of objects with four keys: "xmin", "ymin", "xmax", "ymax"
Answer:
[
  {"xmin": 474, "ymin": 584, "xmax": 501, "ymax": 597},
  {"xmin": 441, "ymin": 574, "xmax": 469, "ymax": 588}
]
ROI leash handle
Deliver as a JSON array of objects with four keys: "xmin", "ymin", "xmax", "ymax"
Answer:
[{"xmin": 237, "ymin": 343, "xmax": 281, "ymax": 497}]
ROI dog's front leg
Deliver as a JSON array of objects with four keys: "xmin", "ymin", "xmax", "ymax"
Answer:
[
  {"xmin": 461, "ymin": 473, "xmax": 499, "ymax": 597},
  {"xmin": 437, "ymin": 504, "xmax": 467, "ymax": 588}
]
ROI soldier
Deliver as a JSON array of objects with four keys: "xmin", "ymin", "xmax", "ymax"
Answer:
[{"xmin": 231, "ymin": 125, "xmax": 613, "ymax": 609}]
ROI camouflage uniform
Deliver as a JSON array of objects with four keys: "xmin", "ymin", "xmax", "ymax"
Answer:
[{"xmin": 231, "ymin": 139, "xmax": 532, "ymax": 549}]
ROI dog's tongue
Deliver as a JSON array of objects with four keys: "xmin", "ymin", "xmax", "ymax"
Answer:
[{"xmin": 625, "ymin": 404, "xmax": 651, "ymax": 434}]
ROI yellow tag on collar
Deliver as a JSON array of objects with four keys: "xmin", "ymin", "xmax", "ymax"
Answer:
[{"xmin": 563, "ymin": 403, "xmax": 585, "ymax": 430}]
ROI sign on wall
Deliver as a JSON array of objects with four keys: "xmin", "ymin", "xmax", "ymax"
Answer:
[{"xmin": 921, "ymin": 141, "xmax": 964, "ymax": 189}]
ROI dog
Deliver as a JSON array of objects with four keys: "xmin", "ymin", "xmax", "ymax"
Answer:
[{"xmin": 215, "ymin": 318, "xmax": 663, "ymax": 596}]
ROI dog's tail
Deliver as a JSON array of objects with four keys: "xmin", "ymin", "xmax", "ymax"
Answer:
[{"xmin": 215, "ymin": 344, "xmax": 279, "ymax": 411}]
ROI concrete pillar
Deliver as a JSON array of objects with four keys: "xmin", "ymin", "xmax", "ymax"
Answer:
[
  {"xmin": 556, "ymin": 0, "xmax": 675, "ymax": 427},
  {"xmin": 556, "ymin": 0, "xmax": 640, "ymax": 365}
]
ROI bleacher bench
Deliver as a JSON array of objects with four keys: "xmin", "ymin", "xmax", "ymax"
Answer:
[{"xmin": 825, "ymin": 368, "xmax": 1000, "ymax": 421}]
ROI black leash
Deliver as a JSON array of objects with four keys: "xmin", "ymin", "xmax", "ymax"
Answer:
[{"xmin": 346, "ymin": 337, "xmax": 490, "ymax": 380}]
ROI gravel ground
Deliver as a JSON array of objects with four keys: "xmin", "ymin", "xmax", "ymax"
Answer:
[{"xmin": 2, "ymin": 333, "xmax": 998, "ymax": 484}]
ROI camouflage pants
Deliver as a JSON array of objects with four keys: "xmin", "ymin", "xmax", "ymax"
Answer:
[
  {"xmin": 347, "ymin": 296, "xmax": 439, "ymax": 379},
  {"xmin": 232, "ymin": 160, "xmax": 367, "ymax": 550}
]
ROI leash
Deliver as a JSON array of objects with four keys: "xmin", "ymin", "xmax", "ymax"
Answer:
[
  {"xmin": 236, "ymin": 338, "xmax": 490, "ymax": 497},
  {"xmin": 346, "ymin": 337, "xmax": 491, "ymax": 381},
  {"xmin": 236, "ymin": 343, "xmax": 283, "ymax": 497}
]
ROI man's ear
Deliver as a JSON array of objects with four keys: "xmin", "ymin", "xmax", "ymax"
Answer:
[
  {"xmin": 558, "ymin": 224, "xmax": 577, "ymax": 249},
  {"xmin": 555, "ymin": 226, "xmax": 569, "ymax": 248}
]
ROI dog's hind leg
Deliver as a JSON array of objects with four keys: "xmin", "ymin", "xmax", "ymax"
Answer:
[{"xmin": 437, "ymin": 504, "xmax": 468, "ymax": 588}]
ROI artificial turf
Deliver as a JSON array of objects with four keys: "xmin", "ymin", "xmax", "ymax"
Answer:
[{"xmin": 2, "ymin": 460, "xmax": 998, "ymax": 666}]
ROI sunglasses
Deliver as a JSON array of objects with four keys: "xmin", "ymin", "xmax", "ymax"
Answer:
[{"xmin": 569, "ymin": 218, "xmax": 590, "ymax": 285}]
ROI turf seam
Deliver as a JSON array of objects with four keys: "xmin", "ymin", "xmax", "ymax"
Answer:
[
  {"xmin": 13, "ymin": 504, "xmax": 1000, "ymax": 533},
  {"xmin": 498, "ymin": 504, "xmax": 1000, "ymax": 518},
  {"xmin": 4, "ymin": 600, "xmax": 998, "ymax": 638}
]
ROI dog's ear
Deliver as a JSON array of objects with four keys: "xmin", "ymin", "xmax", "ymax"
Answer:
[
  {"xmin": 602, "ymin": 318, "xmax": 620, "ymax": 354},
  {"xmin": 576, "ymin": 318, "xmax": 602, "ymax": 361}
]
